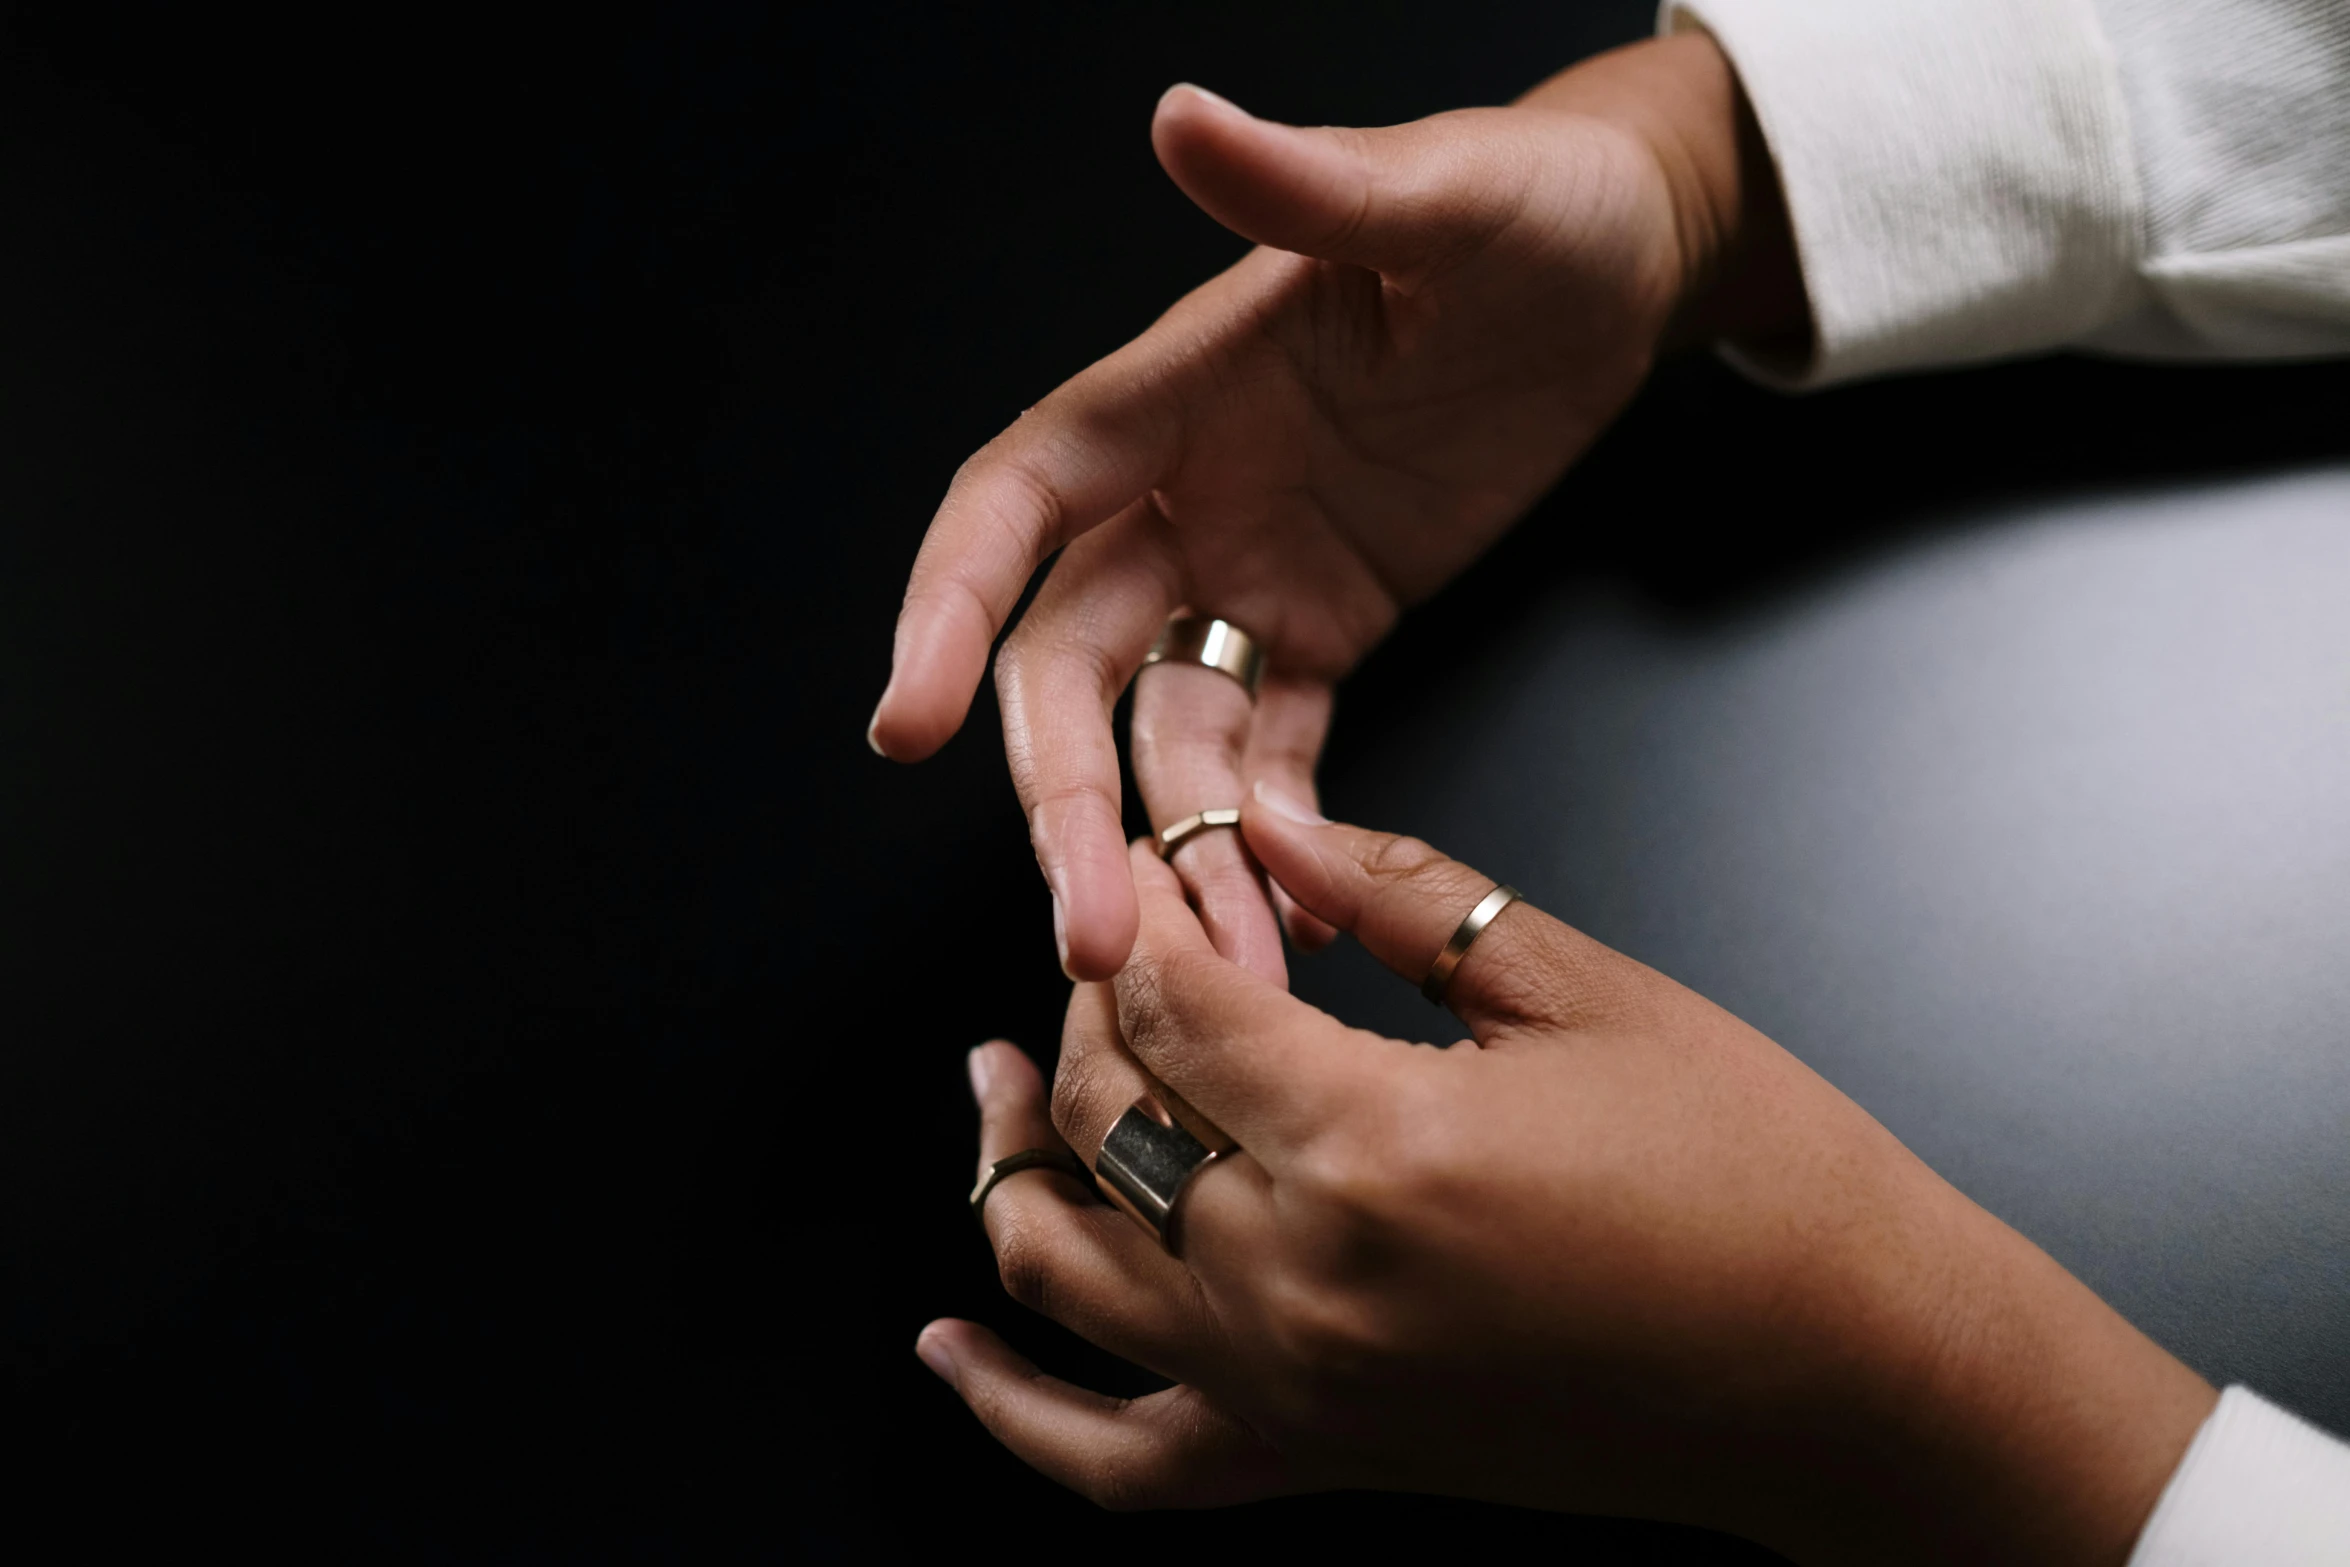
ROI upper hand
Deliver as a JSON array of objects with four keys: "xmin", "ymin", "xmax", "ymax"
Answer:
[
  {"xmin": 869, "ymin": 36, "xmax": 1775, "ymax": 981},
  {"xmin": 928, "ymin": 791, "xmax": 2212, "ymax": 1564}
]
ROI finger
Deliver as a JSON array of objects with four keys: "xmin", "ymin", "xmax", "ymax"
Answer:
[
  {"xmin": 994, "ymin": 507, "xmax": 1183, "ymax": 979},
  {"xmin": 1131, "ymin": 659, "xmax": 1286, "ymax": 986},
  {"xmin": 1112, "ymin": 840, "xmax": 1370, "ymax": 1155},
  {"xmin": 969, "ymin": 1038, "xmax": 1209, "ymax": 1373},
  {"xmin": 1152, "ymin": 86, "xmax": 1523, "ymax": 278},
  {"xmin": 869, "ymin": 324, "xmax": 1197, "ymax": 766},
  {"xmin": 971, "ymin": 1038, "xmax": 1080, "ymax": 1182},
  {"xmin": 915, "ymin": 1319, "xmax": 1296, "ymax": 1510},
  {"xmin": 1045, "ymin": 984, "xmax": 1163, "ymax": 1166},
  {"xmin": 1053, "ymin": 980, "xmax": 1281, "ymax": 1306},
  {"xmin": 1241, "ymin": 785, "xmax": 1652, "ymax": 1042},
  {"xmin": 1239, "ymin": 676, "xmax": 1338, "ymax": 952}
]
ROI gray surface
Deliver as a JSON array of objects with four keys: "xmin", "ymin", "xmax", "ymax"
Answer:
[{"xmin": 1299, "ymin": 466, "xmax": 2350, "ymax": 1433}]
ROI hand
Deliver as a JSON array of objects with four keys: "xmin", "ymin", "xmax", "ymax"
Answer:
[
  {"xmin": 923, "ymin": 792, "xmax": 2213, "ymax": 1565},
  {"xmin": 868, "ymin": 35, "xmax": 1804, "ymax": 981}
]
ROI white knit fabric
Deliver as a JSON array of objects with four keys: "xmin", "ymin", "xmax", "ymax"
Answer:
[
  {"xmin": 1659, "ymin": 0, "xmax": 2350, "ymax": 383},
  {"xmin": 2128, "ymin": 1388, "xmax": 2350, "ymax": 1566}
]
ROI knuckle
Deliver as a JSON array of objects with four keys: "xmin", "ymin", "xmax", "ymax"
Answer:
[
  {"xmin": 1397, "ymin": 852, "xmax": 1476, "ymax": 909},
  {"xmin": 991, "ymin": 1215, "xmax": 1056, "ymax": 1315},
  {"xmin": 1081, "ymin": 1447, "xmax": 1164, "ymax": 1513},
  {"xmin": 1261, "ymin": 1270, "xmax": 1382, "ymax": 1389},
  {"xmin": 998, "ymin": 613, "xmax": 1122, "ymax": 702},
  {"xmin": 1364, "ymin": 832, "xmax": 1447, "ymax": 889},
  {"xmin": 1049, "ymin": 1049, "xmax": 1120, "ymax": 1148},
  {"xmin": 988, "ymin": 450, "xmax": 1076, "ymax": 549},
  {"xmin": 1289, "ymin": 1136, "xmax": 1406, "ymax": 1241},
  {"xmin": 1281, "ymin": 1094, "xmax": 1457, "ymax": 1272},
  {"xmin": 1119, "ymin": 945, "xmax": 1226, "ymax": 1066}
]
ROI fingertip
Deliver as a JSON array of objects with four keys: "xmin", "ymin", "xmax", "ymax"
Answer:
[
  {"xmin": 914, "ymin": 1320, "xmax": 964, "ymax": 1387},
  {"xmin": 1240, "ymin": 783, "xmax": 1341, "ymax": 911},
  {"xmin": 1152, "ymin": 82, "xmax": 1250, "ymax": 156},
  {"xmin": 1150, "ymin": 82, "xmax": 1323, "ymax": 246},
  {"xmin": 867, "ymin": 682, "xmax": 965, "ymax": 763},
  {"xmin": 1281, "ymin": 900, "xmax": 1340, "ymax": 953},
  {"xmin": 872, "ymin": 602, "xmax": 991, "ymax": 761},
  {"xmin": 926, "ymin": 1317, "xmax": 1030, "ymax": 1380},
  {"xmin": 975, "ymin": 1038, "xmax": 1044, "ymax": 1100},
  {"xmin": 1058, "ymin": 882, "xmax": 1140, "ymax": 982},
  {"xmin": 1030, "ymin": 801, "xmax": 1142, "ymax": 981}
]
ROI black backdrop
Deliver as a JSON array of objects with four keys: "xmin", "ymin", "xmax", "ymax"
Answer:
[{"xmin": 3, "ymin": 2, "xmax": 2345, "ymax": 1557}]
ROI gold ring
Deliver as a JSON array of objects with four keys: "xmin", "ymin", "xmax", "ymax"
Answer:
[
  {"xmin": 1142, "ymin": 614, "xmax": 1264, "ymax": 699},
  {"xmin": 969, "ymin": 1147, "xmax": 1092, "ymax": 1223},
  {"xmin": 1096, "ymin": 1097, "xmax": 1225, "ymax": 1251},
  {"xmin": 1421, "ymin": 884, "xmax": 1521, "ymax": 1006},
  {"xmin": 1157, "ymin": 808, "xmax": 1241, "ymax": 859}
]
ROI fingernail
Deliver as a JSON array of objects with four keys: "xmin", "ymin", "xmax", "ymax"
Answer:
[
  {"xmin": 966, "ymin": 1045, "xmax": 994, "ymax": 1103},
  {"xmin": 865, "ymin": 703, "xmax": 887, "ymax": 757},
  {"xmin": 1051, "ymin": 894, "xmax": 1075, "ymax": 981},
  {"xmin": 1253, "ymin": 778, "xmax": 1327, "ymax": 825},
  {"xmin": 1166, "ymin": 81, "xmax": 1244, "ymax": 116},
  {"xmin": 914, "ymin": 1327, "xmax": 960, "ymax": 1388}
]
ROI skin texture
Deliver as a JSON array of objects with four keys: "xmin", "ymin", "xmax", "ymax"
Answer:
[
  {"xmin": 924, "ymin": 796, "xmax": 2217, "ymax": 1563},
  {"xmin": 867, "ymin": 34, "xmax": 1804, "ymax": 982}
]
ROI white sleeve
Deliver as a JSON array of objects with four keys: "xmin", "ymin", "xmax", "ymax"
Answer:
[
  {"xmin": 1656, "ymin": 0, "xmax": 2350, "ymax": 385},
  {"xmin": 2128, "ymin": 1387, "xmax": 2350, "ymax": 1566}
]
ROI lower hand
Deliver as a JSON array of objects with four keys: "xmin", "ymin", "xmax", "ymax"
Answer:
[{"xmin": 924, "ymin": 792, "xmax": 2212, "ymax": 1565}]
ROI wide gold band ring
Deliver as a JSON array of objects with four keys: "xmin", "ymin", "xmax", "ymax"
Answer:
[
  {"xmin": 1096, "ymin": 1093, "xmax": 1233, "ymax": 1251},
  {"xmin": 1422, "ymin": 883, "xmax": 1521, "ymax": 1006},
  {"xmin": 1142, "ymin": 614, "xmax": 1264, "ymax": 699},
  {"xmin": 1157, "ymin": 807, "xmax": 1241, "ymax": 859},
  {"xmin": 969, "ymin": 1148, "xmax": 1092, "ymax": 1223}
]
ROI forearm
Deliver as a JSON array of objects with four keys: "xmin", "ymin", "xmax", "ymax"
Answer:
[{"xmin": 1733, "ymin": 1176, "xmax": 2214, "ymax": 1566}]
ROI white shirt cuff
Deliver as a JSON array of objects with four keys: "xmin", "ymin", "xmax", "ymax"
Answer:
[
  {"xmin": 2130, "ymin": 1386, "xmax": 2350, "ymax": 1566},
  {"xmin": 1658, "ymin": 0, "xmax": 2147, "ymax": 387}
]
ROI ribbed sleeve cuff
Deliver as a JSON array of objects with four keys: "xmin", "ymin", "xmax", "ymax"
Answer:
[
  {"xmin": 2129, "ymin": 1386, "xmax": 2350, "ymax": 1566},
  {"xmin": 1658, "ymin": 0, "xmax": 2147, "ymax": 386}
]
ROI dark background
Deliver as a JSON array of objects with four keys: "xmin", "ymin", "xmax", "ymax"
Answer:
[{"xmin": 2, "ymin": 1, "xmax": 2344, "ymax": 1557}]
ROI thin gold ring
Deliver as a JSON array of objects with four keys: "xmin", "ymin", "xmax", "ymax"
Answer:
[
  {"xmin": 1422, "ymin": 884, "xmax": 1521, "ymax": 1005},
  {"xmin": 969, "ymin": 1148, "xmax": 1092, "ymax": 1223},
  {"xmin": 1142, "ymin": 615, "xmax": 1264, "ymax": 699},
  {"xmin": 1157, "ymin": 808, "xmax": 1241, "ymax": 860}
]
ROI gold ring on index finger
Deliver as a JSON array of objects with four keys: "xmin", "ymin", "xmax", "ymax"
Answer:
[{"xmin": 1422, "ymin": 884, "xmax": 1521, "ymax": 1006}]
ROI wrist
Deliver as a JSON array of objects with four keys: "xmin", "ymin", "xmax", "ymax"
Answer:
[
  {"xmin": 1518, "ymin": 33, "xmax": 1809, "ymax": 357},
  {"xmin": 1760, "ymin": 1190, "xmax": 2214, "ymax": 1566}
]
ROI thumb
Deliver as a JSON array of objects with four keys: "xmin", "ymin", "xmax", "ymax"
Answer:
[
  {"xmin": 1241, "ymin": 780, "xmax": 1642, "ymax": 1040},
  {"xmin": 1151, "ymin": 85, "xmax": 1521, "ymax": 274}
]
